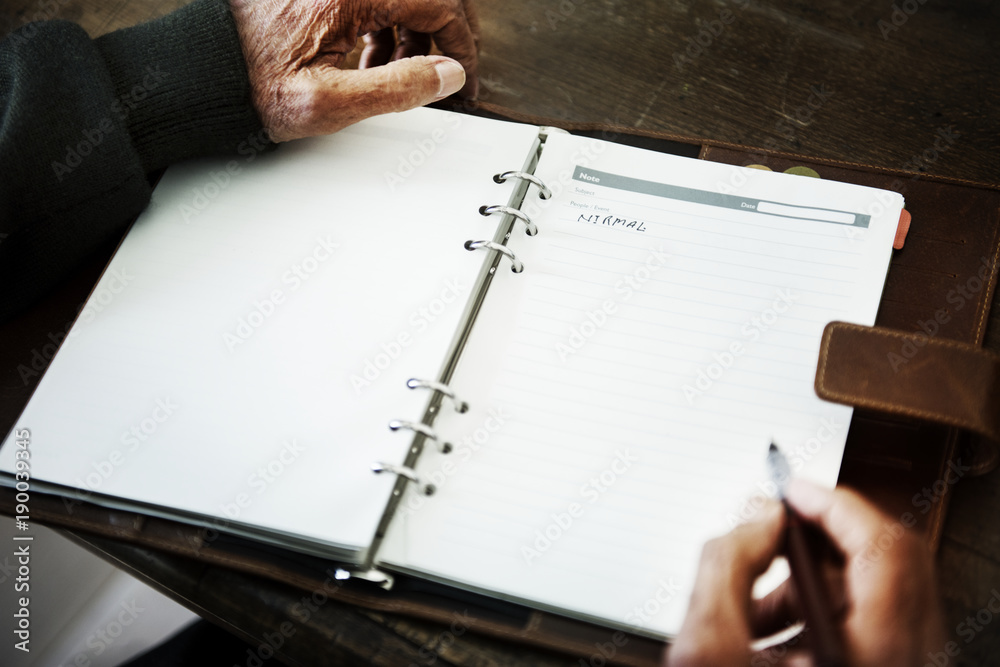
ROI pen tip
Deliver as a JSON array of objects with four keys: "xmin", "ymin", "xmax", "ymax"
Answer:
[{"xmin": 768, "ymin": 442, "xmax": 778, "ymax": 453}]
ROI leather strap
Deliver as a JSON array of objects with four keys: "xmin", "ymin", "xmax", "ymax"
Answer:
[{"xmin": 816, "ymin": 321, "xmax": 1000, "ymax": 443}]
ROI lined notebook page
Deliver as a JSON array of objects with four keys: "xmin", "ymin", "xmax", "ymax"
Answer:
[
  {"xmin": 378, "ymin": 133, "xmax": 900, "ymax": 636},
  {"xmin": 0, "ymin": 108, "xmax": 540, "ymax": 560}
]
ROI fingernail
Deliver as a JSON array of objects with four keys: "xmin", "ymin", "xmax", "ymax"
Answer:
[
  {"xmin": 786, "ymin": 478, "xmax": 828, "ymax": 514},
  {"xmin": 432, "ymin": 57, "xmax": 466, "ymax": 100},
  {"xmin": 752, "ymin": 498, "xmax": 783, "ymax": 523}
]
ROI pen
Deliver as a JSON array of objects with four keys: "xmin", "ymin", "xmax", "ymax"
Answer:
[{"xmin": 767, "ymin": 442, "xmax": 846, "ymax": 667}]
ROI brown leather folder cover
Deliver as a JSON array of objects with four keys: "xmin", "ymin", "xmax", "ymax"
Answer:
[{"xmin": 3, "ymin": 109, "xmax": 999, "ymax": 666}]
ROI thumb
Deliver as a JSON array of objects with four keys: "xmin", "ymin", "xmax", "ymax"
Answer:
[
  {"xmin": 357, "ymin": 55, "xmax": 467, "ymax": 111},
  {"xmin": 276, "ymin": 56, "xmax": 466, "ymax": 141},
  {"xmin": 669, "ymin": 501, "xmax": 786, "ymax": 666}
]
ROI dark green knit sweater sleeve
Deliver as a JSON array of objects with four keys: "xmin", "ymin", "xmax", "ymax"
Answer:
[{"xmin": 0, "ymin": 0, "xmax": 265, "ymax": 322}]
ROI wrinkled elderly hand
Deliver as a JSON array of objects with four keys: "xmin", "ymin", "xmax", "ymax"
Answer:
[
  {"xmin": 666, "ymin": 481, "xmax": 946, "ymax": 666},
  {"xmin": 229, "ymin": 0, "xmax": 479, "ymax": 142}
]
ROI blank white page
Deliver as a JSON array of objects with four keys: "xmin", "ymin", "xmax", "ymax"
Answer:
[
  {"xmin": 0, "ymin": 108, "xmax": 540, "ymax": 559},
  {"xmin": 378, "ymin": 132, "xmax": 900, "ymax": 636}
]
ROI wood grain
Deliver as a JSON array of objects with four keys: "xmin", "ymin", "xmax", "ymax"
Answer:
[
  {"xmin": 474, "ymin": 0, "xmax": 1000, "ymax": 185},
  {"xmin": 2, "ymin": 0, "xmax": 999, "ymax": 664}
]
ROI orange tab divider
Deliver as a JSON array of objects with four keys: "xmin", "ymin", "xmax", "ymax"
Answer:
[{"xmin": 894, "ymin": 209, "xmax": 911, "ymax": 249}]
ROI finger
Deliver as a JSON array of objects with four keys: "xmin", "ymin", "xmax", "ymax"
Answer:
[
  {"xmin": 428, "ymin": 16, "xmax": 478, "ymax": 98},
  {"xmin": 750, "ymin": 578, "xmax": 800, "ymax": 638},
  {"xmin": 461, "ymin": 0, "xmax": 481, "ymax": 42},
  {"xmin": 787, "ymin": 480, "xmax": 945, "ymax": 664},
  {"xmin": 822, "ymin": 558, "xmax": 848, "ymax": 618},
  {"xmin": 392, "ymin": 28, "xmax": 433, "ymax": 61},
  {"xmin": 750, "ymin": 564, "xmax": 849, "ymax": 652},
  {"xmin": 361, "ymin": 28, "xmax": 397, "ymax": 68},
  {"xmin": 370, "ymin": 2, "xmax": 478, "ymax": 98},
  {"xmin": 785, "ymin": 479, "xmax": 893, "ymax": 562},
  {"xmin": 273, "ymin": 56, "xmax": 466, "ymax": 141},
  {"xmin": 785, "ymin": 480, "xmax": 898, "ymax": 616},
  {"xmin": 752, "ymin": 650, "xmax": 813, "ymax": 667},
  {"xmin": 668, "ymin": 501, "xmax": 786, "ymax": 665}
]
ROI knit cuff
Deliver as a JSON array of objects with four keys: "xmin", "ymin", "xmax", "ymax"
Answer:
[{"xmin": 94, "ymin": 0, "xmax": 266, "ymax": 173}]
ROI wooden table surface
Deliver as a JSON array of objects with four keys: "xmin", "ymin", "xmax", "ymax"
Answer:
[{"xmin": 2, "ymin": 0, "xmax": 999, "ymax": 665}]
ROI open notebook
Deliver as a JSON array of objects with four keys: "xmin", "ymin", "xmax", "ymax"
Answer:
[{"xmin": 0, "ymin": 107, "xmax": 900, "ymax": 639}]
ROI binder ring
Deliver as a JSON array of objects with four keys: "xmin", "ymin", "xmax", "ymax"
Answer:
[
  {"xmin": 479, "ymin": 205, "xmax": 537, "ymax": 236},
  {"xmin": 494, "ymin": 171, "xmax": 553, "ymax": 200},
  {"xmin": 371, "ymin": 462, "xmax": 435, "ymax": 495},
  {"xmin": 388, "ymin": 420, "xmax": 452, "ymax": 454},
  {"xmin": 464, "ymin": 240, "xmax": 524, "ymax": 273},
  {"xmin": 406, "ymin": 378, "xmax": 469, "ymax": 413}
]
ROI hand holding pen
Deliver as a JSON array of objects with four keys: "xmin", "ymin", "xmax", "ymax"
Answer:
[{"xmin": 666, "ymin": 475, "xmax": 946, "ymax": 666}]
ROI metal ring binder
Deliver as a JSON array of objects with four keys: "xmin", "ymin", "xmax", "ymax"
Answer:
[
  {"xmin": 388, "ymin": 420, "xmax": 452, "ymax": 454},
  {"xmin": 371, "ymin": 462, "xmax": 434, "ymax": 495},
  {"xmin": 464, "ymin": 240, "xmax": 524, "ymax": 273},
  {"xmin": 494, "ymin": 170, "xmax": 553, "ymax": 200},
  {"xmin": 406, "ymin": 378, "xmax": 469, "ymax": 413},
  {"xmin": 479, "ymin": 204, "xmax": 538, "ymax": 236}
]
